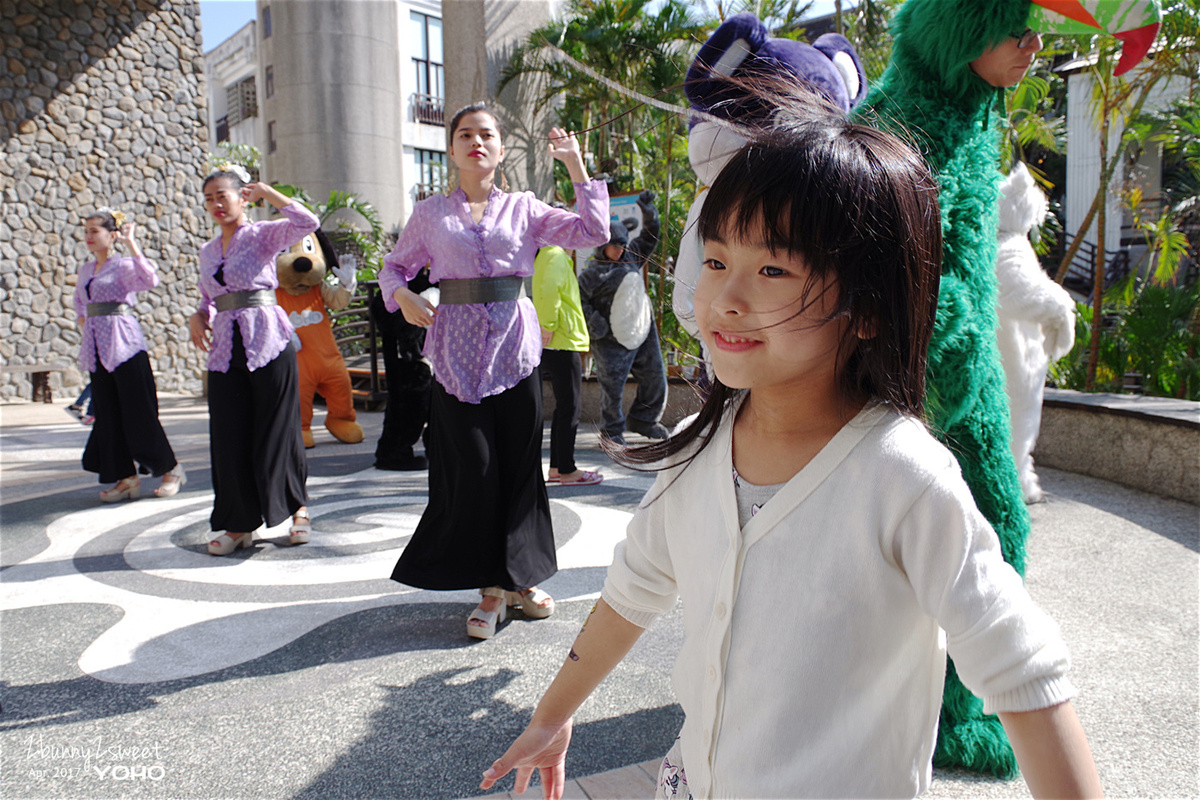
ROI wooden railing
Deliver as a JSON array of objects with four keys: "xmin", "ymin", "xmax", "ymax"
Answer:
[
  {"xmin": 330, "ymin": 281, "xmax": 387, "ymax": 409},
  {"xmin": 412, "ymin": 93, "xmax": 444, "ymax": 126}
]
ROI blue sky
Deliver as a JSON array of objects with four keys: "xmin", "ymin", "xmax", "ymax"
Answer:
[
  {"xmin": 197, "ymin": 0, "xmax": 839, "ymax": 53},
  {"xmin": 198, "ymin": 0, "xmax": 256, "ymax": 53}
]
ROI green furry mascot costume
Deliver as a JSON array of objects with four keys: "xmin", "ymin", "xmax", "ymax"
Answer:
[
  {"xmin": 853, "ymin": 0, "xmax": 1158, "ymax": 776},
  {"xmin": 853, "ymin": 0, "xmax": 1037, "ymax": 779}
]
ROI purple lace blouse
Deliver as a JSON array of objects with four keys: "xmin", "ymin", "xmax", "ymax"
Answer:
[
  {"xmin": 379, "ymin": 180, "xmax": 609, "ymax": 403},
  {"xmin": 196, "ymin": 202, "xmax": 320, "ymax": 372},
  {"xmin": 73, "ymin": 253, "xmax": 157, "ymax": 373}
]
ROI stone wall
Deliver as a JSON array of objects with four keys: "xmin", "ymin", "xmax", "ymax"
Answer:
[{"xmin": 0, "ymin": 0, "xmax": 209, "ymax": 400}]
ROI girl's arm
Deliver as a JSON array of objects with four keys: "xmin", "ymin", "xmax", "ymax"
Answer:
[
  {"xmin": 245, "ymin": 184, "xmax": 321, "ymax": 253},
  {"xmin": 480, "ymin": 599, "xmax": 645, "ymax": 800},
  {"xmin": 72, "ymin": 264, "xmax": 89, "ymax": 321},
  {"xmin": 1000, "ymin": 701, "xmax": 1103, "ymax": 798},
  {"xmin": 245, "ymin": 181, "xmax": 294, "ymax": 212},
  {"xmin": 380, "ymin": 203, "xmax": 435, "ymax": 322},
  {"xmin": 115, "ymin": 223, "xmax": 160, "ymax": 291},
  {"xmin": 190, "ymin": 272, "xmax": 214, "ymax": 352},
  {"xmin": 547, "ymin": 127, "xmax": 589, "ymax": 184},
  {"xmin": 536, "ymin": 129, "xmax": 609, "ymax": 251}
]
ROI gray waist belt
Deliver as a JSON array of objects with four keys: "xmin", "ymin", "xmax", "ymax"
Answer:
[
  {"xmin": 215, "ymin": 289, "xmax": 277, "ymax": 312},
  {"xmin": 87, "ymin": 302, "xmax": 132, "ymax": 317},
  {"xmin": 438, "ymin": 276, "xmax": 526, "ymax": 305}
]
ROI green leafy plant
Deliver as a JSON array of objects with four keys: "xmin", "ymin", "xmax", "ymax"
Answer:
[
  {"xmin": 206, "ymin": 142, "xmax": 261, "ymax": 178},
  {"xmin": 1050, "ymin": 280, "xmax": 1200, "ymax": 399},
  {"xmin": 272, "ymin": 186, "xmax": 386, "ymax": 279}
]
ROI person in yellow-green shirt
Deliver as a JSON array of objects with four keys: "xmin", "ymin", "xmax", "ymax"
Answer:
[{"xmin": 532, "ymin": 245, "xmax": 602, "ymax": 487}]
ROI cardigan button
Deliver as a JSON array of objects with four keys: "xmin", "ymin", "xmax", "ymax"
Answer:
[
  {"xmin": 713, "ymin": 602, "xmax": 726, "ymax": 620},
  {"xmin": 707, "ymin": 665, "xmax": 718, "ymax": 682}
]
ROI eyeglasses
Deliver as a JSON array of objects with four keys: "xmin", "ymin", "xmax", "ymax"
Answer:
[{"xmin": 1011, "ymin": 28, "xmax": 1041, "ymax": 49}]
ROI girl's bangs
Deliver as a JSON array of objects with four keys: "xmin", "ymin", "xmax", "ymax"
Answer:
[{"xmin": 698, "ymin": 143, "xmax": 826, "ymax": 266}]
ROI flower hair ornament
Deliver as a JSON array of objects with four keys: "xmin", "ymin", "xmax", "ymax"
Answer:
[
  {"xmin": 94, "ymin": 206, "xmax": 127, "ymax": 227},
  {"xmin": 211, "ymin": 162, "xmax": 252, "ymax": 184}
]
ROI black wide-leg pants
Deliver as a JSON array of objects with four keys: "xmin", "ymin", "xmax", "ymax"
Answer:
[
  {"xmin": 206, "ymin": 330, "xmax": 308, "ymax": 533},
  {"xmin": 392, "ymin": 370, "xmax": 555, "ymax": 591},
  {"xmin": 83, "ymin": 350, "xmax": 177, "ymax": 484}
]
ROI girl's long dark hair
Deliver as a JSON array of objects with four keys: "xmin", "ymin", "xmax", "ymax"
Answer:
[
  {"xmin": 202, "ymin": 169, "xmax": 247, "ymax": 192},
  {"xmin": 84, "ymin": 209, "xmax": 119, "ymax": 232},
  {"xmin": 448, "ymin": 101, "xmax": 506, "ymax": 140},
  {"xmin": 618, "ymin": 97, "xmax": 942, "ymax": 470}
]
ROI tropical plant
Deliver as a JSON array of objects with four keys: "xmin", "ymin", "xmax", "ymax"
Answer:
[
  {"xmin": 312, "ymin": 191, "xmax": 387, "ymax": 278},
  {"xmin": 1050, "ymin": 280, "xmax": 1200, "ymax": 400},
  {"xmin": 500, "ymin": 0, "xmax": 707, "ymax": 359},
  {"xmin": 1048, "ymin": 1, "xmax": 1200, "ymax": 387},
  {"xmin": 838, "ymin": 0, "xmax": 900, "ymax": 81},
  {"xmin": 206, "ymin": 142, "xmax": 261, "ymax": 179},
  {"xmin": 268, "ymin": 185, "xmax": 386, "ymax": 279}
]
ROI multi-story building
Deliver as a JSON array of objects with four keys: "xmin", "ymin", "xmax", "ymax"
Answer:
[
  {"xmin": 1059, "ymin": 58, "xmax": 1193, "ymax": 286},
  {"xmin": 204, "ymin": 20, "xmax": 262, "ymax": 154},
  {"xmin": 204, "ymin": 0, "xmax": 449, "ymax": 232}
]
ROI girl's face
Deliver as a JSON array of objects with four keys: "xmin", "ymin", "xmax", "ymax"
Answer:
[
  {"xmin": 83, "ymin": 219, "xmax": 116, "ymax": 257},
  {"xmin": 695, "ymin": 233, "xmax": 851, "ymax": 398},
  {"xmin": 203, "ymin": 177, "xmax": 247, "ymax": 225},
  {"xmin": 448, "ymin": 111, "xmax": 505, "ymax": 176}
]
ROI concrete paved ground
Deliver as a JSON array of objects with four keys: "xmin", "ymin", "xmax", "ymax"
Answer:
[{"xmin": 1, "ymin": 395, "xmax": 1196, "ymax": 799}]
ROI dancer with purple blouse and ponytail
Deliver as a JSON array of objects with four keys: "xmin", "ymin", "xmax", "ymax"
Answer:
[
  {"xmin": 74, "ymin": 208, "xmax": 183, "ymax": 502},
  {"xmin": 189, "ymin": 165, "xmax": 319, "ymax": 556},
  {"xmin": 380, "ymin": 103, "xmax": 609, "ymax": 639}
]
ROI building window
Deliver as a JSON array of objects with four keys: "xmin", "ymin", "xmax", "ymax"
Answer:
[
  {"xmin": 225, "ymin": 76, "xmax": 257, "ymax": 126},
  {"xmin": 265, "ymin": 65, "xmax": 274, "ymax": 99},
  {"xmin": 415, "ymin": 149, "xmax": 446, "ymax": 199},
  {"xmin": 411, "ymin": 11, "xmax": 444, "ymax": 107},
  {"xmin": 216, "ymin": 115, "xmax": 229, "ymax": 143},
  {"xmin": 262, "ymin": 4, "xmax": 271, "ymax": 38},
  {"xmin": 268, "ymin": 120, "xmax": 277, "ymax": 154}
]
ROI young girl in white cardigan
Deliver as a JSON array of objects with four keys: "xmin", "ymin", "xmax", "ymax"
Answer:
[{"xmin": 480, "ymin": 108, "xmax": 1102, "ymax": 799}]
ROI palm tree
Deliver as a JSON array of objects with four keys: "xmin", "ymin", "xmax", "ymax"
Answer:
[
  {"xmin": 310, "ymin": 191, "xmax": 386, "ymax": 276},
  {"xmin": 499, "ymin": 0, "xmax": 705, "ymax": 344},
  {"xmin": 1052, "ymin": 2, "xmax": 1200, "ymax": 388},
  {"xmin": 500, "ymin": 0, "xmax": 702, "ymax": 171}
]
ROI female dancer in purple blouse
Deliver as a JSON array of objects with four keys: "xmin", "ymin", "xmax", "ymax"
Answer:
[
  {"xmin": 380, "ymin": 102, "xmax": 610, "ymax": 639},
  {"xmin": 188, "ymin": 166, "xmax": 319, "ymax": 556},
  {"xmin": 74, "ymin": 208, "xmax": 182, "ymax": 502}
]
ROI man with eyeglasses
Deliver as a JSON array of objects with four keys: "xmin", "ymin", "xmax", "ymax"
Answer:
[
  {"xmin": 850, "ymin": 0, "xmax": 1059, "ymax": 784},
  {"xmin": 854, "ymin": 0, "xmax": 1161, "ymax": 783},
  {"xmin": 970, "ymin": 27, "xmax": 1044, "ymax": 87}
]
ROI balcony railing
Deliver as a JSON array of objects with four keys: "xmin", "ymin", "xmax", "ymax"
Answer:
[
  {"xmin": 414, "ymin": 183, "xmax": 445, "ymax": 201},
  {"xmin": 413, "ymin": 93, "xmax": 444, "ymax": 126}
]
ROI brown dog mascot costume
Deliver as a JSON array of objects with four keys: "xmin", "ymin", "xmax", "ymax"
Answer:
[{"xmin": 275, "ymin": 229, "xmax": 364, "ymax": 448}]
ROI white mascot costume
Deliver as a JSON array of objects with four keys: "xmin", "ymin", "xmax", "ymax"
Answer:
[{"xmin": 995, "ymin": 162, "xmax": 1076, "ymax": 503}]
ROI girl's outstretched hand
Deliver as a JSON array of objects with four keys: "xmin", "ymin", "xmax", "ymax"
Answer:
[
  {"xmin": 480, "ymin": 717, "xmax": 573, "ymax": 800},
  {"xmin": 546, "ymin": 127, "xmax": 581, "ymax": 163}
]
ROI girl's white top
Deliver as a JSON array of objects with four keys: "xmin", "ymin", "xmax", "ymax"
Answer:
[{"xmin": 602, "ymin": 401, "xmax": 1075, "ymax": 798}]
